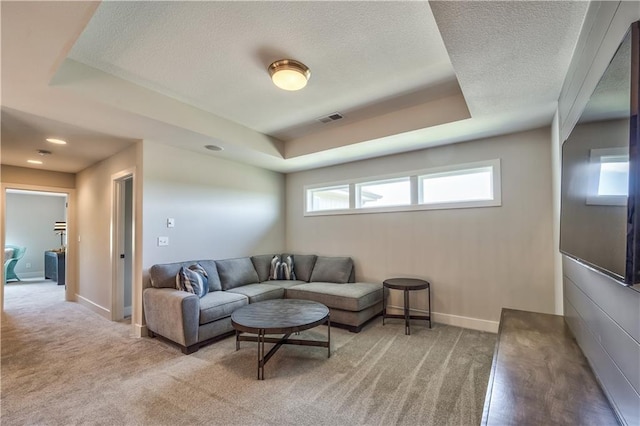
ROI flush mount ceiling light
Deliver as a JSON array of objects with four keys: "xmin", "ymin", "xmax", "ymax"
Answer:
[
  {"xmin": 204, "ymin": 144, "xmax": 224, "ymax": 152},
  {"xmin": 46, "ymin": 138, "xmax": 67, "ymax": 145},
  {"xmin": 268, "ymin": 59, "xmax": 311, "ymax": 91}
]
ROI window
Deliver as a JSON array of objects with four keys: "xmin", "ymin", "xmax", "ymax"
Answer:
[
  {"xmin": 419, "ymin": 166, "xmax": 494, "ymax": 205},
  {"xmin": 598, "ymin": 155, "xmax": 628, "ymax": 196},
  {"xmin": 304, "ymin": 159, "xmax": 501, "ymax": 215},
  {"xmin": 306, "ymin": 185, "xmax": 350, "ymax": 212},
  {"xmin": 356, "ymin": 177, "xmax": 411, "ymax": 208},
  {"xmin": 587, "ymin": 148, "xmax": 629, "ymax": 206}
]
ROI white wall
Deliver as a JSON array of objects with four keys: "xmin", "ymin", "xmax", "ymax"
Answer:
[
  {"xmin": 557, "ymin": 2, "xmax": 640, "ymax": 424},
  {"xmin": 76, "ymin": 144, "xmax": 138, "ymax": 318},
  {"xmin": 286, "ymin": 127, "xmax": 554, "ymax": 331},
  {"xmin": 142, "ymin": 141, "xmax": 285, "ymax": 278},
  {"xmin": 5, "ymin": 192, "xmax": 67, "ymax": 278}
]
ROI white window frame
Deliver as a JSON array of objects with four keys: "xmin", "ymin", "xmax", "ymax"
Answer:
[
  {"xmin": 304, "ymin": 159, "xmax": 502, "ymax": 216},
  {"xmin": 355, "ymin": 176, "xmax": 412, "ymax": 209},
  {"xmin": 305, "ymin": 184, "xmax": 351, "ymax": 213},
  {"xmin": 586, "ymin": 147, "xmax": 628, "ymax": 206},
  {"xmin": 417, "ymin": 160, "xmax": 501, "ymax": 209}
]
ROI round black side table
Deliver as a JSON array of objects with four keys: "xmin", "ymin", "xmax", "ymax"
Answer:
[{"xmin": 383, "ymin": 278, "xmax": 431, "ymax": 335}]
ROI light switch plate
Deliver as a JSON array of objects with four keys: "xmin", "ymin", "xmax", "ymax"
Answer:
[
  {"xmin": 167, "ymin": 218, "xmax": 175, "ymax": 228},
  {"xmin": 157, "ymin": 236, "xmax": 169, "ymax": 246}
]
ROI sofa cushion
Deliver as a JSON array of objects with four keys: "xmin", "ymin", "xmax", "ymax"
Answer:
[
  {"xmin": 215, "ymin": 257, "xmax": 260, "ymax": 290},
  {"xmin": 263, "ymin": 280, "xmax": 306, "ymax": 290},
  {"xmin": 309, "ymin": 257, "xmax": 353, "ymax": 284},
  {"xmin": 251, "ymin": 254, "xmax": 275, "ymax": 282},
  {"xmin": 269, "ymin": 255, "xmax": 296, "ymax": 280},
  {"xmin": 226, "ymin": 283, "xmax": 285, "ymax": 304},
  {"xmin": 199, "ymin": 291, "xmax": 248, "ymax": 325},
  {"xmin": 286, "ymin": 282, "xmax": 382, "ymax": 312},
  {"xmin": 291, "ymin": 254, "xmax": 317, "ymax": 282},
  {"xmin": 176, "ymin": 264, "xmax": 208, "ymax": 298},
  {"xmin": 150, "ymin": 260, "xmax": 221, "ymax": 291},
  {"xmin": 198, "ymin": 260, "xmax": 222, "ymax": 291}
]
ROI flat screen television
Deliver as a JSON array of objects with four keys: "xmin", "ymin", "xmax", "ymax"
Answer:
[{"xmin": 560, "ymin": 21, "xmax": 639, "ymax": 287}]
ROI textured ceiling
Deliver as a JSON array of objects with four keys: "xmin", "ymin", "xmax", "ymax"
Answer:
[
  {"xmin": 68, "ymin": 1, "xmax": 454, "ymax": 140},
  {"xmin": 1, "ymin": 1, "xmax": 590, "ymax": 174},
  {"xmin": 1, "ymin": 108, "xmax": 136, "ymax": 173},
  {"xmin": 429, "ymin": 1, "xmax": 589, "ymax": 117}
]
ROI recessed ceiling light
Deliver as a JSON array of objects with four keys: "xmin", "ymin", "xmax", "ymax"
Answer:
[
  {"xmin": 46, "ymin": 138, "xmax": 67, "ymax": 145},
  {"xmin": 27, "ymin": 159, "xmax": 43, "ymax": 165},
  {"xmin": 205, "ymin": 144, "xmax": 224, "ymax": 152},
  {"xmin": 268, "ymin": 59, "xmax": 311, "ymax": 91}
]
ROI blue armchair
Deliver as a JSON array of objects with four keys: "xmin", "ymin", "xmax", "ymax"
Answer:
[{"xmin": 4, "ymin": 245, "xmax": 26, "ymax": 283}]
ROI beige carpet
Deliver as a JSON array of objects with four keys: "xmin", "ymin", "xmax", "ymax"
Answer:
[{"xmin": 1, "ymin": 281, "xmax": 496, "ymax": 425}]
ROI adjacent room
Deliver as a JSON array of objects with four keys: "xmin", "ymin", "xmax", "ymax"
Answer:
[{"xmin": 1, "ymin": 1, "xmax": 638, "ymax": 425}]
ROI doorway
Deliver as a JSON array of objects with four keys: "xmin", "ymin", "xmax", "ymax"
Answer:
[
  {"xmin": 1, "ymin": 184, "xmax": 74, "ymax": 312},
  {"xmin": 112, "ymin": 173, "xmax": 134, "ymax": 322}
]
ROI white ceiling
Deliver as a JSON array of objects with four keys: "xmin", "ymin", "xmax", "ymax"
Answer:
[{"xmin": 1, "ymin": 1, "xmax": 589, "ymax": 174}]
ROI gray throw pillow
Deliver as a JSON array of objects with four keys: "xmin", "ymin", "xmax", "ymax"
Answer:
[
  {"xmin": 309, "ymin": 256, "xmax": 353, "ymax": 284},
  {"xmin": 175, "ymin": 264, "xmax": 208, "ymax": 298},
  {"xmin": 215, "ymin": 257, "xmax": 260, "ymax": 290},
  {"xmin": 251, "ymin": 254, "xmax": 276, "ymax": 282}
]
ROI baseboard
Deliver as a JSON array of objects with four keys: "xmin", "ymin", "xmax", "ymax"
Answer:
[
  {"xmin": 123, "ymin": 305, "xmax": 132, "ymax": 317},
  {"xmin": 134, "ymin": 323, "xmax": 147, "ymax": 338},
  {"xmin": 386, "ymin": 304, "xmax": 499, "ymax": 333},
  {"xmin": 76, "ymin": 294, "xmax": 111, "ymax": 320},
  {"xmin": 14, "ymin": 271, "xmax": 44, "ymax": 279}
]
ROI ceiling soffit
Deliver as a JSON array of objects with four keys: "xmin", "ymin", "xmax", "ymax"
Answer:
[{"xmin": 67, "ymin": 1, "xmax": 460, "ymax": 142}]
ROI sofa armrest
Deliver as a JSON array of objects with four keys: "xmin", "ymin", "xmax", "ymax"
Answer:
[{"xmin": 143, "ymin": 288, "xmax": 199, "ymax": 347}]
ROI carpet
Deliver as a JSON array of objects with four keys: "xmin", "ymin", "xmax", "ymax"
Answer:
[{"xmin": 1, "ymin": 281, "xmax": 496, "ymax": 425}]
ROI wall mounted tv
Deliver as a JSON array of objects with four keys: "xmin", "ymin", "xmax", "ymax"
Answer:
[{"xmin": 560, "ymin": 21, "xmax": 639, "ymax": 287}]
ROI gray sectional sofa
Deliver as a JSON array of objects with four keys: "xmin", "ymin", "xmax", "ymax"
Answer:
[{"xmin": 143, "ymin": 254, "xmax": 383, "ymax": 354}]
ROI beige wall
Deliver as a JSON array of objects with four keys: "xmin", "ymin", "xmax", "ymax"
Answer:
[
  {"xmin": 1, "ymin": 165, "xmax": 75, "ymax": 188},
  {"xmin": 286, "ymin": 127, "xmax": 555, "ymax": 330},
  {"xmin": 142, "ymin": 141, "xmax": 285, "ymax": 276},
  {"xmin": 76, "ymin": 144, "xmax": 138, "ymax": 317}
]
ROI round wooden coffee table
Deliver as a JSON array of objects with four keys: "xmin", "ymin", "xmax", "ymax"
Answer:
[
  {"xmin": 383, "ymin": 278, "xmax": 431, "ymax": 335},
  {"xmin": 231, "ymin": 299, "xmax": 330, "ymax": 380}
]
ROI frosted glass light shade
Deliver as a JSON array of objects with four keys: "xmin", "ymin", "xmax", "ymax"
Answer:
[{"xmin": 268, "ymin": 59, "xmax": 310, "ymax": 91}]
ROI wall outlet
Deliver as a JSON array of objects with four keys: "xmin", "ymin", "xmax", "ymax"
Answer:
[
  {"xmin": 157, "ymin": 236, "xmax": 169, "ymax": 247},
  {"xmin": 25, "ymin": 263, "xmax": 31, "ymax": 269}
]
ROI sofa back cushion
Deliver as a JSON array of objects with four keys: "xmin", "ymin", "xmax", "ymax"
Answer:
[
  {"xmin": 251, "ymin": 254, "xmax": 276, "ymax": 282},
  {"xmin": 215, "ymin": 257, "xmax": 260, "ymax": 290},
  {"xmin": 289, "ymin": 254, "xmax": 317, "ymax": 282},
  {"xmin": 150, "ymin": 259, "xmax": 222, "ymax": 291},
  {"xmin": 309, "ymin": 256, "xmax": 354, "ymax": 284}
]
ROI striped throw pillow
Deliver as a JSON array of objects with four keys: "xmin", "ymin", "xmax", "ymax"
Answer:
[
  {"xmin": 269, "ymin": 255, "xmax": 296, "ymax": 280},
  {"xmin": 176, "ymin": 264, "xmax": 209, "ymax": 298}
]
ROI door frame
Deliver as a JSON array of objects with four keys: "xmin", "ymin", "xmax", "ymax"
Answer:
[
  {"xmin": 111, "ymin": 169, "xmax": 135, "ymax": 322},
  {"xmin": 1, "ymin": 183, "xmax": 76, "ymax": 312}
]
